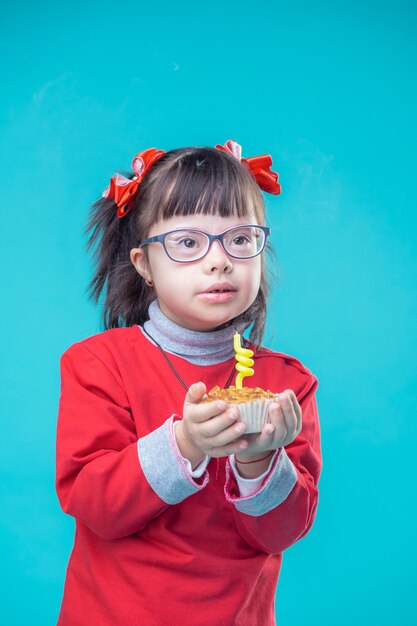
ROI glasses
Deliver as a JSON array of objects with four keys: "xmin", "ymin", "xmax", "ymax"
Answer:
[{"xmin": 138, "ymin": 224, "xmax": 271, "ymax": 263}]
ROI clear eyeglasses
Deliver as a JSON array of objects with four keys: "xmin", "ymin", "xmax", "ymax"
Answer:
[{"xmin": 138, "ymin": 224, "xmax": 271, "ymax": 263}]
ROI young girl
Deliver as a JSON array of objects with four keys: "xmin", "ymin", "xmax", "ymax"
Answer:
[{"xmin": 55, "ymin": 139, "xmax": 322, "ymax": 626}]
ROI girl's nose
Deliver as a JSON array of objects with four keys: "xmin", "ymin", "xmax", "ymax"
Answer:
[{"xmin": 203, "ymin": 240, "xmax": 233, "ymax": 273}]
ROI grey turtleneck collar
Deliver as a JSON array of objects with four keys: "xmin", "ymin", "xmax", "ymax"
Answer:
[{"xmin": 140, "ymin": 299, "xmax": 251, "ymax": 365}]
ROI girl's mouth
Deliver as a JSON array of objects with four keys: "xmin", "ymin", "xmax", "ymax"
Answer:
[{"xmin": 198, "ymin": 290, "xmax": 237, "ymax": 302}]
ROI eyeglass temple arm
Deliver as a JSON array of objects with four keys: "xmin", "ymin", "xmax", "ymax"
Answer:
[{"xmin": 138, "ymin": 234, "xmax": 164, "ymax": 247}]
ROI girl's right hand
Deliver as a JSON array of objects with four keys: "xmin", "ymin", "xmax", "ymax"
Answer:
[{"xmin": 175, "ymin": 382, "xmax": 249, "ymax": 467}]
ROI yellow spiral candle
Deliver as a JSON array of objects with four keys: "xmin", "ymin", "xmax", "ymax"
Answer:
[{"xmin": 233, "ymin": 332, "xmax": 254, "ymax": 389}]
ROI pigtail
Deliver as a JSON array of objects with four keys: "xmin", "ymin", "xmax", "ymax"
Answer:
[{"xmin": 84, "ymin": 182, "xmax": 153, "ymax": 329}]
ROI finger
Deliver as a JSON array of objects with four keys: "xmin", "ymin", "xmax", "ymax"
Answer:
[
  {"xmin": 188, "ymin": 400, "xmax": 229, "ymax": 424},
  {"xmin": 185, "ymin": 382, "xmax": 207, "ymax": 404},
  {"xmin": 280, "ymin": 395, "xmax": 298, "ymax": 436},
  {"xmin": 269, "ymin": 402, "xmax": 287, "ymax": 441},
  {"xmin": 286, "ymin": 390, "xmax": 302, "ymax": 433},
  {"xmin": 286, "ymin": 390, "xmax": 300, "ymax": 418},
  {"xmin": 206, "ymin": 420, "xmax": 248, "ymax": 450},
  {"xmin": 207, "ymin": 437, "xmax": 249, "ymax": 458},
  {"xmin": 256, "ymin": 421, "xmax": 275, "ymax": 447},
  {"xmin": 199, "ymin": 408, "xmax": 240, "ymax": 437}
]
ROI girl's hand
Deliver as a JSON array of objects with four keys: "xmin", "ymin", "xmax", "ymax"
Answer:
[
  {"xmin": 175, "ymin": 382, "xmax": 250, "ymax": 468},
  {"xmin": 235, "ymin": 389, "xmax": 302, "ymax": 463}
]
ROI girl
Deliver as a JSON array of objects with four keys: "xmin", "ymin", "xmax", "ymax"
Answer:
[{"xmin": 55, "ymin": 139, "xmax": 322, "ymax": 626}]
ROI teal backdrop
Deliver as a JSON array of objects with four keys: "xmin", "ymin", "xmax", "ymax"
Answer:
[{"xmin": 1, "ymin": 1, "xmax": 416, "ymax": 624}]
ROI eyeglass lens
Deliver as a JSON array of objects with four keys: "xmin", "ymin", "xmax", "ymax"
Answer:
[{"xmin": 164, "ymin": 226, "xmax": 265, "ymax": 261}]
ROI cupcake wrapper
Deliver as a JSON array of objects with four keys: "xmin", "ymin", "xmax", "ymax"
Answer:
[{"xmin": 236, "ymin": 397, "xmax": 277, "ymax": 434}]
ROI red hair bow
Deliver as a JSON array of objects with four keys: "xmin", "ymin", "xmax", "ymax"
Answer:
[
  {"xmin": 102, "ymin": 139, "xmax": 280, "ymax": 218},
  {"xmin": 215, "ymin": 139, "xmax": 281, "ymax": 195},
  {"xmin": 102, "ymin": 147, "xmax": 166, "ymax": 218}
]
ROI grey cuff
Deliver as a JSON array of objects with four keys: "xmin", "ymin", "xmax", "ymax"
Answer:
[
  {"xmin": 224, "ymin": 447, "xmax": 298, "ymax": 517},
  {"xmin": 137, "ymin": 415, "xmax": 209, "ymax": 504}
]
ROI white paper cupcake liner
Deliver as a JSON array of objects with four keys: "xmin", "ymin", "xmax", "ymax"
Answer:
[{"xmin": 235, "ymin": 397, "xmax": 278, "ymax": 433}]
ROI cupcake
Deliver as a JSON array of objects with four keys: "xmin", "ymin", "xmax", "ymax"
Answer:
[{"xmin": 202, "ymin": 385, "xmax": 280, "ymax": 434}]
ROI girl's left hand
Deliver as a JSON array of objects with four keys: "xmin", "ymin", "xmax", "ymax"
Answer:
[{"xmin": 235, "ymin": 389, "xmax": 302, "ymax": 461}]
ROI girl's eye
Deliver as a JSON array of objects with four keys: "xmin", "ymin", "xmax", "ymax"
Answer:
[
  {"xmin": 232, "ymin": 235, "xmax": 251, "ymax": 246},
  {"xmin": 179, "ymin": 237, "xmax": 199, "ymax": 248}
]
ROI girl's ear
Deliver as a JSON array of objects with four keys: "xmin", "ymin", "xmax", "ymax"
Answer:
[{"xmin": 130, "ymin": 248, "xmax": 152, "ymax": 283}]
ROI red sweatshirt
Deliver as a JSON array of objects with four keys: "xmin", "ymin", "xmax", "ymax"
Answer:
[{"xmin": 55, "ymin": 325, "xmax": 322, "ymax": 626}]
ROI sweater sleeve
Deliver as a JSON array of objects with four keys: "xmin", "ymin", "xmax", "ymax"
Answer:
[
  {"xmin": 224, "ymin": 375, "xmax": 322, "ymax": 555},
  {"xmin": 55, "ymin": 343, "xmax": 208, "ymax": 541}
]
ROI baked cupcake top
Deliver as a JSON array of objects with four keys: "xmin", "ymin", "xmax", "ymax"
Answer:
[{"xmin": 202, "ymin": 385, "xmax": 278, "ymax": 404}]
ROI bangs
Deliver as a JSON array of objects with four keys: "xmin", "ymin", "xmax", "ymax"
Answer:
[{"xmin": 147, "ymin": 147, "xmax": 265, "ymax": 222}]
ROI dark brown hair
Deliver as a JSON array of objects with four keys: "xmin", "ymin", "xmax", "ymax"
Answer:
[{"xmin": 85, "ymin": 146, "xmax": 279, "ymax": 348}]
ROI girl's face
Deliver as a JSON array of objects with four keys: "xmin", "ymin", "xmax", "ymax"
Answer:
[{"xmin": 130, "ymin": 213, "xmax": 262, "ymax": 331}]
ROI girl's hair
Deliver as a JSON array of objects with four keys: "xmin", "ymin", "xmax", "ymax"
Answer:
[{"xmin": 85, "ymin": 146, "xmax": 278, "ymax": 348}]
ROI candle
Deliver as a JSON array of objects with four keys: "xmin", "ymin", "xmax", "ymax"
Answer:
[{"xmin": 233, "ymin": 332, "xmax": 254, "ymax": 389}]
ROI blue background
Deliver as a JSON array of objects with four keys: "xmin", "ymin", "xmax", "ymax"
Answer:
[{"xmin": 1, "ymin": 1, "xmax": 416, "ymax": 624}]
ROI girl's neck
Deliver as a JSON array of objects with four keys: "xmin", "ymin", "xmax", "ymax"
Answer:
[{"xmin": 140, "ymin": 299, "xmax": 251, "ymax": 365}]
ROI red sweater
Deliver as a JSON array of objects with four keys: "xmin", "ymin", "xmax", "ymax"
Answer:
[{"xmin": 55, "ymin": 326, "xmax": 322, "ymax": 626}]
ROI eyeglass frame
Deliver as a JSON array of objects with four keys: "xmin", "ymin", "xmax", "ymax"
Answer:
[{"xmin": 138, "ymin": 224, "xmax": 271, "ymax": 263}]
